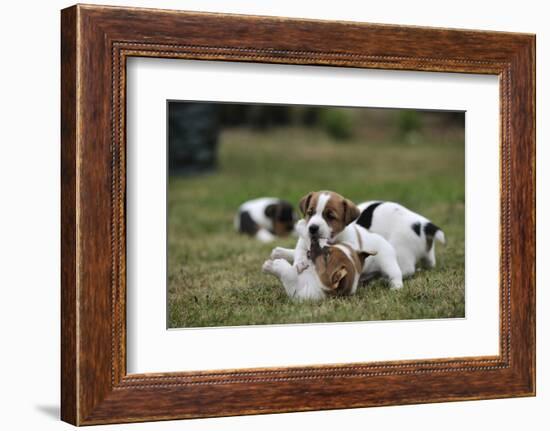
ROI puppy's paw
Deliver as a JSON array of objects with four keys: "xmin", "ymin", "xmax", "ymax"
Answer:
[
  {"xmin": 256, "ymin": 229, "xmax": 275, "ymax": 243},
  {"xmin": 389, "ymin": 279, "xmax": 404, "ymax": 290},
  {"xmin": 262, "ymin": 259, "xmax": 276, "ymax": 275},
  {"xmin": 270, "ymin": 247, "xmax": 288, "ymax": 260}
]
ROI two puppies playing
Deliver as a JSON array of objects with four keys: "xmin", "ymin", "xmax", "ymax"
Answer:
[
  {"xmin": 262, "ymin": 191, "xmax": 444, "ymax": 301},
  {"xmin": 262, "ymin": 218, "xmax": 374, "ymax": 301}
]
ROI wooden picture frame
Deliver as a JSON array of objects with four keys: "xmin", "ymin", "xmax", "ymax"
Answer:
[{"xmin": 61, "ymin": 4, "xmax": 535, "ymax": 425}]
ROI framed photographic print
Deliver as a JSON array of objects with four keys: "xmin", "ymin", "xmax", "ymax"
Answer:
[{"xmin": 61, "ymin": 4, "xmax": 535, "ymax": 425}]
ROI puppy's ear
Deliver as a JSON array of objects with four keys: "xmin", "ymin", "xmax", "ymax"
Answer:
[
  {"xmin": 342, "ymin": 198, "xmax": 360, "ymax": 225},
  {"xmin": 264, "ymin": 204, "xmax": 277, "ymax": 219},
  {"xmin": 357, "ymin": 250, "xmax": 377, "ymax": 266},
  {"xmin": 299, "ymin": 192, "xmax": 314, "ymax": 216},
  {"xmin": 330, "ymin": 265, "xmax": 348, "ymax": 290},
  {"xmin": 278, "ymin": 201, "xmax": 295, "ymax": 222}
]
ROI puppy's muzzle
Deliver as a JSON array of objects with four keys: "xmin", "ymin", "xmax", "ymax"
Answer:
[{"xmin": 308, "ymin": 224, "xmax": 320, "ymax": 236}]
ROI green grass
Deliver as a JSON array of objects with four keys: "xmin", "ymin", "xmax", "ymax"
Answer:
[{"xmin": 168, "ymin": 126, "xmax": 465, "ymax": 328}]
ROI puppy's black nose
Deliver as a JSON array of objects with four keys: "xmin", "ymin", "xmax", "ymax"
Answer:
[{"xmin": 309, "ymin": 224, "xmax": 320, "ymax": 235}]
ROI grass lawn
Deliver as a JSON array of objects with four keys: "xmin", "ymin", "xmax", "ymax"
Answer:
[{"xmin": 168, "ymin": 125, "xmax": 465, "ymax": 328}]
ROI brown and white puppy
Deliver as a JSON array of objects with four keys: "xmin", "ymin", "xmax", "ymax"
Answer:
[
  {"xmin": 262, "ymin": 219, "xmax": 372, "ymax": 300},
  {"xmin": 235, "ymin": 197, "xmax": 296, "ymax": 243},
  {"xmin": 308, "ymin": 236, "xmax": 372, "ymax": 297},
  {"xmin": 299, "ymin": 191, "xmax": 360, "ymax": 241},
  {"xmin": 271, "ymin": 191, "xmax": 404, "ymax": 289}
]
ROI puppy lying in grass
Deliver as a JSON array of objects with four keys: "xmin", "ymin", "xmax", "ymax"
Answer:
[
  {"xmin": 262, "ymin": 220, "xmax": 374, "ymax": 301},
  {"xmin": 235, "ymin": 197, "xmax": 296, "ymax": 243}
]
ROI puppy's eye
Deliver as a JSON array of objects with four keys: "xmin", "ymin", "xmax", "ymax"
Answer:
[
  {"xmin": 325, "ymin": 212, "xmax": 335, "ymax": 220},
  {"xmin": 307, "ymin": 209, "xmax": 315, "ymax": 216}
]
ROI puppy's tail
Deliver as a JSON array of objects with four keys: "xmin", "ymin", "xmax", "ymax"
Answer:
[
  {"xmin": 424, "ymin": 222, "xmax": 446, "ymax": 249},
  {"xmin": 434, "ymin": 229, "xmax": 446, "ymax": 245}
]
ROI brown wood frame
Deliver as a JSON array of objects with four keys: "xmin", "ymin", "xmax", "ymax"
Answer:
[{"xmin": 61, "ymin": 4, "xmax": 536, "ymax": 426}]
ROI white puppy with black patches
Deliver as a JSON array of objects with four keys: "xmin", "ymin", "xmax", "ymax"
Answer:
[
  {"xmin": 356, "ymin": 201, "xmax": 446, "ymax": 277},
  {"xmin": 235, "ymin": 197, "xmax": 296, "ymax": 243},
  {"xmin": 271, "ymin": 191, "xmax": 404, "ymax": 289}
]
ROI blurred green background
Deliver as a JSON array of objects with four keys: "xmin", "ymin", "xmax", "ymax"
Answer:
[{"xmin": 167, "ymin": 102, "xmax": 465, "ymax": 328}]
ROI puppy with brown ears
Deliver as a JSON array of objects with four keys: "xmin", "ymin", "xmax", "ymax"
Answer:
[
  {"xmin": 271, "ymin": 191, "xmax": 404, "ymax": 289},
  {"xmin": 262, "ymin": 220, "xmax": 373, "ymax": 300},
  {"xmin": 235, "ymin": 197, "xmax": 296, "ymax": 243},
  {"xmin": 308, "ymin": 232, "xmax": 374, "ymax": 297}
]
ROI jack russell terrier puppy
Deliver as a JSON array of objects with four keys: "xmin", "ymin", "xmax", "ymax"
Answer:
[
  {"xmin": 262, "ymin": 219, "xmax": 373, "ymax": 300},
  {"xmin": 356, "ymin": 201, "xmax": 446, "ymax": 277},
  {"xmin": 270, "ymin": 191, "xmax": 404, "ymax": 289},
  {"xmin": 235, "ymin": 197, "xmax": 296, "ymax": 243}
]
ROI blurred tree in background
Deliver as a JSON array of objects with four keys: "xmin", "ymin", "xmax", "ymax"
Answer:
[
  {"xmin": 318, "ymin": 108, "xmax": 355, "ymax": 140},
  {"xmin": 168, "ymin": 102, "xmax": 221, "ymax": 175}
]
